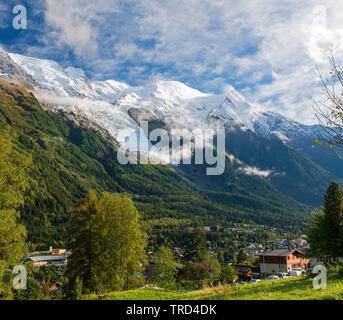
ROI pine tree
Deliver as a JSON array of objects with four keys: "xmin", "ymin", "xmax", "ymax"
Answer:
[
  {"xmin": 66, "ymin": 191, "xmax": 103, "ymax": 294},
  {"xmin": 237, "ymin": 249, "xmax": 248, "ymax": 264},
  {"xmin": 182, "ymin": 227, "xmax": 216, "ymax": 289},
  {"xmin": 307, "ymin": 182, "xmax": 343, "ymax": 258},
  {"xmin": 184, "ymin": 227, "xmax": 209, "ymax": 262},
  {"xmin": 324, "ymin": 182, "xmax": 343, "ymax": 233}
]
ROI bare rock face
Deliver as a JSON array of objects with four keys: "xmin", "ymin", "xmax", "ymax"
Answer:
[
  {"xmin": 128, "ymin": 107, "xmax": 157, "ymax": 123},
  {"xmin": 0, "ymin": 46, "xmax": 38, "ymax": 90},
  {"xmin": 128, "ymin": 107, "xmax": 186, "ymax": 129}
]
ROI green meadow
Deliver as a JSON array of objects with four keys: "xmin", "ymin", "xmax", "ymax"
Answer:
[{"xmin": 84, "ymin": 274, "xmax": 343, "ymax": 300}]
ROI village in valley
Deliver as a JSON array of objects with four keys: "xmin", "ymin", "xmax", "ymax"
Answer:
[{"xmin": 23, "ymin": 228, "xmax": 324, "ymax": 297}]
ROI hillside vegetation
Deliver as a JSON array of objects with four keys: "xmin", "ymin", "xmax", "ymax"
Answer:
[
  {"xmin": 84, "ymin": 274, "xmax": 343, "ymax": 300},
  {"xmin": 0, "ymin": 80, "xmax": 310, "ymax": 248}
]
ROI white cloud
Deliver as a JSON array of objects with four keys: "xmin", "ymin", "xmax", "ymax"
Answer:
[
  {"xmin": 44, "ymin": 0, "xmax": 101, "ymax": 56},
  {"xmin": 37, "ymin": 0, "xmax": 343, "ymax": 124},
  {"xmin": 0, "ymin": 2, "xmax": 12, "ymax": 29},
  {"xmin": 239, "ymin": 166, "xmax": 272, "ymax": 178}
]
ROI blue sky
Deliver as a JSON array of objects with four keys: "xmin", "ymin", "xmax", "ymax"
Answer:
[{"xmin": 1, "ymin": 0, "xmax": 343, "ymax": 123}]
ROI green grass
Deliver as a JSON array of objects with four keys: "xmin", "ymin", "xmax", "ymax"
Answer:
[{"xmin": 84, "ymin": 274, "xmax": 343, "ymax": 300}]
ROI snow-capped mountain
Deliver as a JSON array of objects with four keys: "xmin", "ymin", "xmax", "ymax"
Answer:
[
  {"xmin": 1, "ymin": 46, "xmax": 343, "ymax": 208},
  {"xmin": 1, "ymin": 45, "xmax": 323, "ymax": 147},
  {"xmin": 10, "ymin": 52, "xmax": 131, "ymax": 102}
]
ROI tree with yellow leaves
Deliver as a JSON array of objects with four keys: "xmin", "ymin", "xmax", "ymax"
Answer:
[
  {"xmin": 0, "ymin": 127, "xmax": 29, "ymax": 297},
  {"xmin": 66, "ymin": 191, "xmax": 147, "ymax": 296}
]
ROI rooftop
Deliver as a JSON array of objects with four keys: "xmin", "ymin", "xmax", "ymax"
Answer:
[
  {"xmin": 257, "ymin": 249, "xmax": 304, "ymax": 257},
  {"xmin": 28, "ymin": 255, "xmax": 69, "ymax": 262}
]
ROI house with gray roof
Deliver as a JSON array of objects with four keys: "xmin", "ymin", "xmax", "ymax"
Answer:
[
  {"xmin": 25, "ymin": 255, "xmax": 69, "ymax": 267},
  {"xmin": 257, "ymin": 249, "xmax": 310, "ymax": 276}
]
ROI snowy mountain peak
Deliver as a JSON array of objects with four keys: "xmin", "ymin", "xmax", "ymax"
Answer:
[
  {"xmin": 224, "ymin": 84, "xmax": 246, "ymax": 100},
  {"xmin": 0, "ymin": 46, "xmax": 321, "ymax": 145},
  {"xmin": 8, "ymin": 52, "xmax": 130, "ymax": 102},
  {"xmin": 9, "ymin": 53, "xmax": 94, "ymax": 98},
  {"xmin": 152, "ymin": 80, "xmax": 209, "ymax": 101},
  {"xmin": 130, "ymin": 80, "xmax": 212, "ymax": 117}
]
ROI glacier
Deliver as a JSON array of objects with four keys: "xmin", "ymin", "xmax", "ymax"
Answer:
[{"xmin": 0, "ymin": 46, "xmax": 327, "ymax": 156}]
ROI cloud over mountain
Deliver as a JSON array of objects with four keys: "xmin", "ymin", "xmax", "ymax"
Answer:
[{"xmin": 2, "ymin": 1, "xmax": 343, "ymax": 124}]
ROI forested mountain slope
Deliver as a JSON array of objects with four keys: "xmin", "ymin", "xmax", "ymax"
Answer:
[{"xmin": 0, "ymin": 80, "xmax": 310, "ymax": 247}]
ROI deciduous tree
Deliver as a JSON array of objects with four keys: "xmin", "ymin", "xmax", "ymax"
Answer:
[
  {"xmin": 151, "ymin": 246, "xmax": 180, "ymax": 289},
  {"xmin": 66, "ymin": 191, "xmax": 147, "ymax": 295},
  {"xmin": 0, "ymin": 128, "xmax": 28, "ymax": 297},
  {"xmin": 220, "ymin": 265, "xmax": 237, "ymax": 285}
]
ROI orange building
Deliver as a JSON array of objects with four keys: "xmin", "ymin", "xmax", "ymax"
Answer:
[
  {"xmin": 51, "ymin": 249, "xmax": 67, "ymax": 255},
  {"xmin": 258, "ymin": 249, "xmax": 310, "ymax": 276}
]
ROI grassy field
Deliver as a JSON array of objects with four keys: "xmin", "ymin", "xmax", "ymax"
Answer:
[{"xmin": 84, "ymin": 274, "xmax": 343, "ymax": 300}]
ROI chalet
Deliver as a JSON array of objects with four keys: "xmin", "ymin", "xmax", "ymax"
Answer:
[
  {"xmin": 258, "ymin": 249, "xmax": 310, "ymax": 276},
  {"xmin": 25, "ymin": 255, "xmax": 69, "ymax": 267}
]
